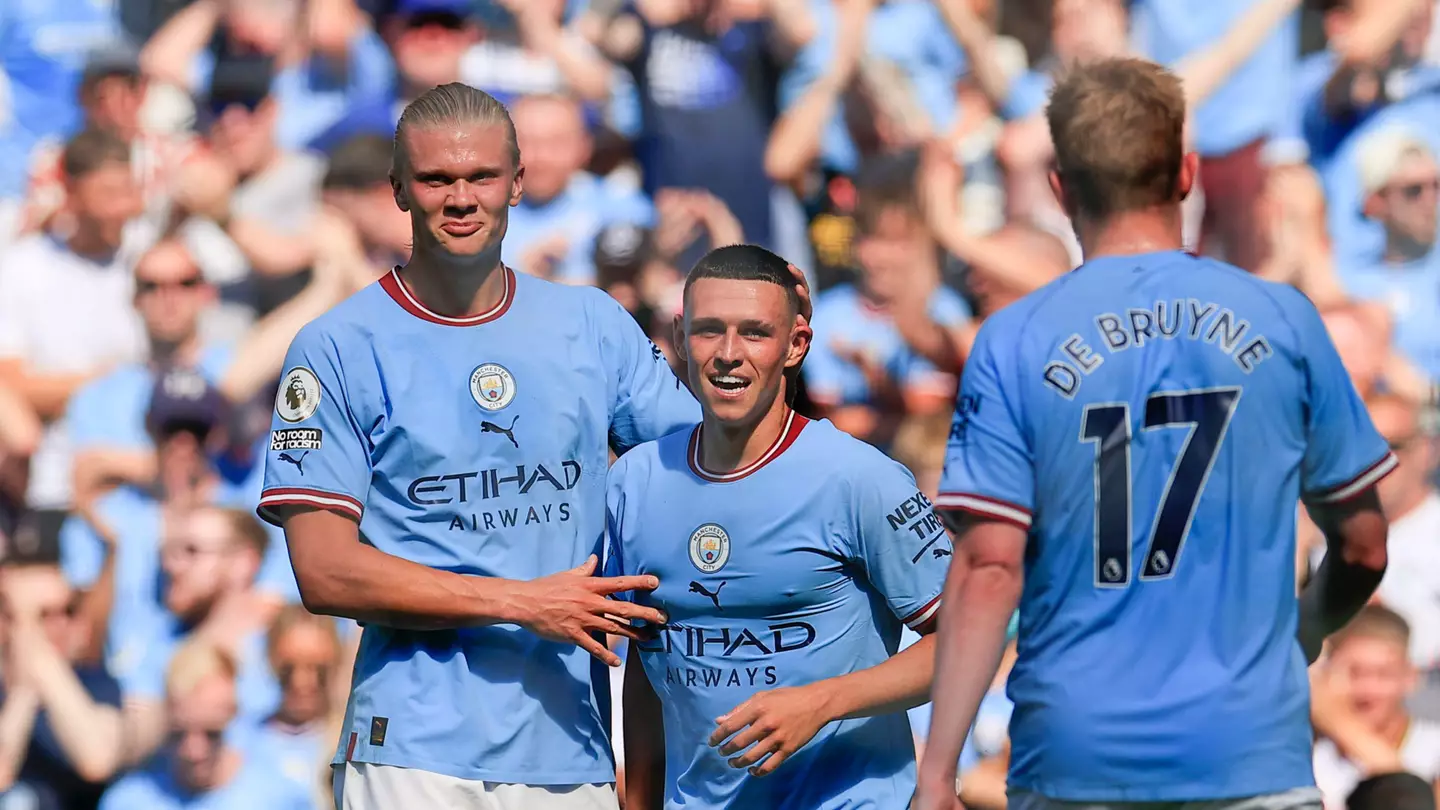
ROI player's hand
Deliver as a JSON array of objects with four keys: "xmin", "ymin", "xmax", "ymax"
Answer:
[
  {"xmin": 513, "ymin": 555, "xmax": 667, "ymax": 667},
  {"xmin": 786, "ymin": 263, "xmax": 812, "ymax": 326},
  {"xmin": 707, "ymin": 683, "xmax": 836, "ymax": 776}
]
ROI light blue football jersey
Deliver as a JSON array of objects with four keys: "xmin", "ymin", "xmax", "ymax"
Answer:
[
  {"xmin": 256, "ymin": 267, "xmax": 698, "ymax": 784},
  {"xmin": 606, "ymin": 413, "xmax": 952, "ymax": 809},
  {"xmin": 937, "ymin": 251, "xmax": 1395, "ymax": 802}
]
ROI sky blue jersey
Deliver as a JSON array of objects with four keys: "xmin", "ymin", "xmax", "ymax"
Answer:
[
  {"xmin": 607, "ymin": 413, "xmax": 951, "ymax": 809},
  {"xmin": 937, "ymin": 252, "xmax": 1395, "ymax": 803},
  {"xmin": 256, "ymin": 267, "xmax": 698, "ymax": 784}
]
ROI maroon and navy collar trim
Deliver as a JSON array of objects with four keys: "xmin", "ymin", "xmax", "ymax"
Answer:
[
  {"xmin": 686, "ymin": 409, "xmax": 808, "ymax": 483},
  {"xmin": 380, "ymin": 265, "xmax": 515, "ymax": 326}
]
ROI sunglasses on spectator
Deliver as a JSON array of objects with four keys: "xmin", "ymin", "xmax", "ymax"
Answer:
[
  {"xmin": 276, "ymin": 660, "xmax": 333, "ymax": 687},
  {"xmin": 0, "ymin": 602, "xmax": 75, "ymax": 622},
  {"xmin": 137, "ymin": 276, "xmax": 204, "ymax": 295},
  {"xmin": 1384, "ymin": 179, "xmax": 1440, "ymax": 201}
]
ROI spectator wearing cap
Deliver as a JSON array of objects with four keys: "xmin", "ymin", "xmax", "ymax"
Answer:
[
  {"xmin": 381, "ymin": 0, "xmax": 480, "ymax": 112},
  {"xmin": 505, "ymin": 94, "xmax": 654, "ymax": 284},
  {"xmin": 0, "ymin": 1, "xmax": 127, "ymax": 240},
  {"xmin": 0, "ymin": 128, "xmax": 146, "ymax": 555},
  {"xmin": 1310, "ymin": 606, "xmax": 1440, "ymax": 810},
  {"xmin": 98, "ymin": 641, "xmax": 309, "ymax": 810},
  {"xmin": 593, "ymin": 221, "xmax": 673, "ymax": 335},
  {"xmin": 59, "ymin": 368, "xmax": 296, "ymax": 742},
  {"xmin": 1341, "ymin": 128, "xmax": 1440, "ymax": 378},
  {"xmin": 1348, "ymin": 772, "xmax": 1438, "ymax": 810},
  {"xmin": 140, "ymin": 0, "xmax": 395, "ymax": 155},
  {"xmin": 171, "ymin": 53, "xmax": 326, "ymax": 334},
  {"xmin": 0, "ymin": 559, "xmax": 124, "ymax": 810}
]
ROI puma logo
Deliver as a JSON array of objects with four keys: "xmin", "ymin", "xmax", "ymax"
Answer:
[
  {"xmin": 688, "ymin": 580, "xmax": 725, "ymax": 611},
  {"xmin": 278, "ymin": 451, "xmax": 308, "ymax": 475},
  {"xmin": 932, "ymin": 548, "xmax": 952, "ymax": 559},
  {"xmin": 480, "ymin": 415, "xmax": 520, "ymax": 448}
]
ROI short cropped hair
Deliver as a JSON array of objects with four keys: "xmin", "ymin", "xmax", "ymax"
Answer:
[
  {"xmin": 393, "ymin": 83, "xmax": 518, "ymax": 176},
  {"xmin": 325, "ymin": 134, "xmax": 394, "ymax": 191},
  {"xmin": 166, "ymin": 640, "xmax": 238, "ymax": 699},
  {"xmin": 1348, "ymin": 772, "xmax": 1437, "ymax": 810},
  {"xmin": 1333, "ymin": 604, "xmax": 1411, "ymax": 653},
  {"xmin": 684, "ymin": 244, "xmax": 799, "ymax": 318},
  {"xmin": 1047, "ymin": 58, "xmax": 1186, "ymax": 221},
  {"xmin": 62, "ymin": 128, "xmax": 130, "ymax": 181}
]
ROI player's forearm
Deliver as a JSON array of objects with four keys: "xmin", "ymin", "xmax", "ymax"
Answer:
[
  {"xmin": 918, "ymin": 551, "xmax": 1019, "ymax": 788},
  {"xmin": 815, "ymin": 633, "xmax": 937, "ymax": 722},
  {"xmin": 623, "ymin": 653, "xmax": 666, "ymax": 810}
]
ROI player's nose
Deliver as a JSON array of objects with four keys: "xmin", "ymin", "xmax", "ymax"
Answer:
[{"xmin": 446, "ymin": 180, "xmax": 479, "ymax": 210}]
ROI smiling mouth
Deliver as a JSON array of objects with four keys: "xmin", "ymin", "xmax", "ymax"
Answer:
[{"xmin": 708, "ymin": 373, "xmax": 751, "ymax": 398}]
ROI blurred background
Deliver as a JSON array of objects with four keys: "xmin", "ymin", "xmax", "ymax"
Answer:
[{"xmin": 0, "ymin": 0, "xmax": 1438, "ymax": 809}]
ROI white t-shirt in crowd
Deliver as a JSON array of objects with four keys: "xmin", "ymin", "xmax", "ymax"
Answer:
[
  {"xmin": 1314, "ymin": 719, "xmax": 1440, "ymax": 810},
  {"xmin": 1376, "ymin": 492, "xmax": 1440, "ymax": 669},
  {"xmin": 0, "ymin": 233, "xmax": 146, "ymax": 509}
]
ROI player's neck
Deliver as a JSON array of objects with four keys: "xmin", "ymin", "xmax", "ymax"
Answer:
[
  {"xmin": 1077, "ymin": 208, "xmax": 1184, "ymax": 261},
  {"xmin": 400, "ymin": 248, "xmax": 507, "ymax": 319},
  {"xmin": 699, "ymin": 399, "xmax": 791, "ymax": 474}
]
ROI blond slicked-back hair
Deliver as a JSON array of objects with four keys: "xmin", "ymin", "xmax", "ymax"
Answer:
[
  {"xmin": 392, "ymin": 83, "xmax": 519, "ymax": 177},
  {"xmin": 1047, "ymin": 57, "xmax": 1186, "ymax": 221}
]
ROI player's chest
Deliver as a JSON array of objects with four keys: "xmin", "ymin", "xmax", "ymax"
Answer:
[
  {"xmin": 628, "ymin": 506, "xmax": 852, "ymax": 623},
  {"xmin": 365, "ymin": 331, "xmax": 610, "ymax": 464}
]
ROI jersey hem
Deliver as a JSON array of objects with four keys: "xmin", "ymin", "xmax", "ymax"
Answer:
[
  {"xmin": 1304, "ymin": 451, "xmax": 1398, "ymax": 504},
  {"xmin": 257, "ymin": 486, "xmax": 364, "ymax": 526},
  {"xmin": 330, "ymin": 749, "xmax": 617, "ymax": 786},
  {"xmin": 934, "ymin": 492, "xmax": 1032, "ymax": 529},
  {"xmin": 1006, "ymin": 775, "xmax": 1318, "ymax": 803}
]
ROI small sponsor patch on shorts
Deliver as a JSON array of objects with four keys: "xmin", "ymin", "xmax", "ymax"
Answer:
[{"xmin": 271, "ymin": 428, "xmax": 323, "ymax": 451}]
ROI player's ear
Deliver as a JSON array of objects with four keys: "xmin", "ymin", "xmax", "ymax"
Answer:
[
  {"xmin": 511, "ymin": 162, "xmax": 525, "ymax": 207},
  {"xmin": 786, "ymin": 314, "xmax": 812, "ymax": 370},
  {"xmin": 671, "ymin": 313, "xmax": 688, "ymax": 365},
  {"xmin": 390, "ymin": 173, "xmax": 410, "ymax": 213},
  {"xmin": 1177, "ymin": 152, "xmax": 1199, "ymax": 202}
]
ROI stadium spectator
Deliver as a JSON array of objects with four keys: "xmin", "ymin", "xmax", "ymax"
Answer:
[
  {"xmin": 458, "ymin": 0, "xmax": 615, "ymax": 105},
  {"xmin": 1348, "ymin": 771, "xmax": 1439, "ymax": 810},
  {"xmin": 0, "ymin": 560, "xmax": 123, "ymax": 810},
  {"xmin": 1311, "ymin": 605, "xmax": 1440, "ymax": 809},
  {"xmin": 97, "ymin": 641, "xmax": 310, "ymax": 810},
  {"xmin": 320, "ymin": 134, "xmax": 413, "ymax": 275},
  {"xmin": 174, "ymin": 54, "xmax": 326, "ymax": 333},
  {"xmin": 1364, "ymin": 395, "xmax": 1440, "ymax": 703},
  {"xmin": 250, "ymin": 607, "xmax": 344, "ymax": 808},
  {"xmin": 803, "ymin": 152, "xmax": 967, "ymax": 446},
  {"xmin": 382, "ymin": 0, "xmax": 479, "ymax": 110},
  {"xmin": 504, "ymin": 93, "xmax": 654, "ymax": 283},
  {"xmin": 0, "ymin": 0, "xmax": 127, "ymax": 243},
  {"xmin": 0, "ymin": 128, "xmax": 146, "ymax": 556},
  {"xmin": 139, "ymin": 0, "xmax": 396, "ymax": 153},
  {"xmin": 1340, "ymin": 128, "xmax": 1440, "ymax": 379}
]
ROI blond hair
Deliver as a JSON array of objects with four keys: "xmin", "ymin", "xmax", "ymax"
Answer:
[
  {"xmin": 266, "ymin": 604, "xmax": 341, "ymax": 669},
  {"xmin": 392, "ymin": 83, "xmax": 519, "ymax": 176},
  {"xmin": 165, "ymin": 640, "xmax": 238, "ymax": 700}
]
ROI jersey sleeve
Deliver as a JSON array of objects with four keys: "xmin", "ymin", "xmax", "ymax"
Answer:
[
  {"xmin": 1291, "ymin": 297, "xmax": 1396, "ymax": 504},
  {"xmin": 256, "ymin": 325, "xmax": 372, "ymax": 526},
  {"xmin": 848, "ymin": 457, "xmax": 952, "ymax": 632},
  {"xmin": 935, "ymin": 321, "xmax": 1035, "ymax": 529},
  {"xmin": 594, "ymin": 291, "xmax": 700, "ymax": 454}
]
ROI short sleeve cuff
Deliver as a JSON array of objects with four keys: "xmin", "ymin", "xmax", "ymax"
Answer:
[
  {"xmin": 257, "ymin": 487, "xmax": 364, "ymax": 526},
  {"xmin": 901, "ymin": 593, "xmax": 942, "ymax": 631},
  {"xmin": 1304, "ymin": 452, "xmax": 1399, "ymax": 505},
  {"xmin": 934, "ymin": 492, "xmax": 1032, "ymax": 530}
]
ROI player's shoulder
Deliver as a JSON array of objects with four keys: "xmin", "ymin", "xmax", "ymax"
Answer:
[
  {"xmin": 795, "ymin": 416, "xmax": 913, "ymax": 483},
  {"xmin": 514, "ymin": 271, "xmax": 632, "ymax": 322},
  {"xmin": 609, "ymin": 424, "xmax": 696, "ymax": 486},
  {"xmin": 288, "ymin": 280, "xmax": 396, "ymax": 354}
]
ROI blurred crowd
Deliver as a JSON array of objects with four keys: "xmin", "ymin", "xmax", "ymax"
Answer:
[{"xmin": 1, "ymin": 0, "xmax": 1440, "ymax": 809}]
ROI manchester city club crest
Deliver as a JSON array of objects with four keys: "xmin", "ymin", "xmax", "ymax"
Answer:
[
  {"xmin": 469, "ymin": 363, "xmax": 516, "ymax": 411},
  {"xmin": 688, "ymin": 523, "xmax": 731, "ymax": 574},
  {"xmin": 275, "ymin": 367, "xmax": 321, "ymax": 423}
]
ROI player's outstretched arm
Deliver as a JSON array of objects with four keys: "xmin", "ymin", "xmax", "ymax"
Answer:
[
  {"xmin": 915, "ymin": 518, "xmax": 1024, "ymax": 810},
  {"xmin": 281, "ymin": 508, "xmax": 665, "ymax": 663},
  {"xmin": 1298, "ymin": 488, "xmax": 1389, "ymax": 663},
  {"xmin": 622, "ymin": 648, "xmax": 666, "ymax": 810},
  {"xmin": 707, "ymin": 626, "xmax": 939, "ymax": 778}
]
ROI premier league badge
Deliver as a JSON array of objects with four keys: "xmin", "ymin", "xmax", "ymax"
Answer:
[
  {"xmin": 688, "ymin": 523, "xmax": 731, "ymax": 573},
  {"xmin": 469, "ymin": 363, "xmax": 516, "ymax": 411}
]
